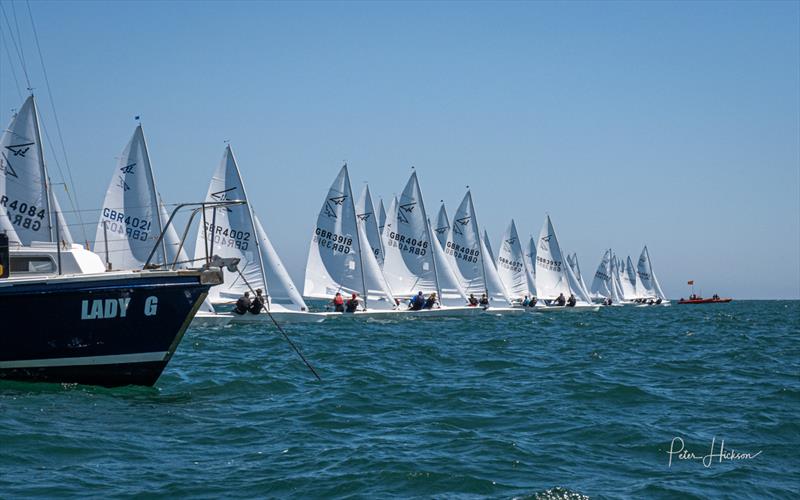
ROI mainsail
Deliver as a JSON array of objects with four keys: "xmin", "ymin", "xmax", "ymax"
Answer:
[
  {"xmin": 621, "ymin": 256, "xmax": 639, "ymax": 299},
  {"xmin": 377, "ymin": 198, "xmax": 387, "ymax": 256},
  {"xmin": 381, "ymin": 172, "xmax": 437, "ymax": 297},
  {"xmin": 567, "ymin": 252, "xmax": 593, "ymax": 299},
  {"xmin": 0, "ymin": 95, "xmax": 71, "ymax": 245},
  {"xmin": 590, "ymin": 249, "xmax": 613, "ymax": 299},
  {"xmin": 496, "ymin": 219, "xmax": 533, "ymax": 300},
  {"xmin": 159, "ymin": 196, "xmax": 188, "ymax": 268},
  {"xmin": 356, "ymin": 184, "xmax": 384, "ymax": 267},
  {"xmin": 444, "ymin": 191, "xmax": 487, "ymax": 297},
  {"xmin": 94, "ymin": 124, "xmax": 165, "ymax": 270},
  {"xmin": 253, "ymin": 215, "xmax": 307, "ymax": 311},
  {"xmin": 534, "ymin": 215, "xmax": 572, "ymax": 300},
  {"xmin": 481, "ymin": 233, "xmax": 511, "ymax": 305},
  {"xmin": 524, "ymin": 235, "xmax": 537, "ymax": 296},
  {"xmin": 304, "ymin": 165, "xmax": 395, "ymax": 309},
  {"xmin": 434, "ymin": 203, "xmax": 450, "ymax": 249},
  {"xmin": 483, "ymin": 229, "xmax": 496, "ymax": 263}
]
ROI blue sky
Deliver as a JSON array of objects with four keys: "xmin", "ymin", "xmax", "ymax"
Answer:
[{"xmin": 1, "ymin": 0, "xmax": 798, "ymax": 298}]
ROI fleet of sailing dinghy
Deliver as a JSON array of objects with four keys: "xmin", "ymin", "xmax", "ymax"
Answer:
[
  {"xmin": 192, "ymin": 145, "xmax": 323, "ymax": 324},
  {"xmin": 378, "ymin": 171, "xmax": 479, "ymax": 316}
]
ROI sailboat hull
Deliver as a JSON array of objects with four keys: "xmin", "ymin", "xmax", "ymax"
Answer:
[
  {"xmin": 0, "ymin": 271, "xmax": 210, "ymax": 387},
  {"xmin": 532, "ymin": 304, "xmax": 601, "ymax": 312}
]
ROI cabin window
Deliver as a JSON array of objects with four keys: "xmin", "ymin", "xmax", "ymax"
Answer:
[{"xmin": 10, "ymin": 256, "xmax": 56, "ymax": 273}]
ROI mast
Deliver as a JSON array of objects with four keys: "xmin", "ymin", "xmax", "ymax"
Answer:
[
  {"xmin": 138, "ymin": 123, "xmax": 168, "ymax": 266},
  {"xmin": 29, "ymin": 95, "xmax": 54, "ymax": 241},
  {"xmin": 343, "ymin": 164, "xmax": 369, "ymax": 310}
]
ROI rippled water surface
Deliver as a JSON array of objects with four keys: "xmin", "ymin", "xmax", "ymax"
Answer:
[{"xmin": 1, "ymin": 301, "xmax": 798, "ymax": 498}]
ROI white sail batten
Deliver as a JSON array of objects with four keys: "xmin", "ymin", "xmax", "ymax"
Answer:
[
  {"xmin": 193, "ymin": 145, "xmax": 265, "ymax": 303},
  {"xmin": 496, "ymin": 219, "xmax": 532, "ymax": 300},
  {"xmin": 534, "ymin": 215, "xmax": 572, "ymax": 300},
  {"xmin": 94, "ymin": 125, "xmax": 165, "ymax": 270},
  {"xmin": 356, "ymin": 184, "xmax": 384, "ymax": 267},
  {"xmin": 381, "ymin": 172, "xmax": 438, "ymax": 297},
  {"xmin": 304, "ymin": 165, "xmax": 395, "ymax": 309},
  {"xmin": 434, "ymin": 203, "xmax": 450, "ymax": 249}
]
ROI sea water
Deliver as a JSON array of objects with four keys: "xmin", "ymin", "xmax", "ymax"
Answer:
[{"xmin": 1, "ymin": 301, "xmax": 798, "ymax": 498}]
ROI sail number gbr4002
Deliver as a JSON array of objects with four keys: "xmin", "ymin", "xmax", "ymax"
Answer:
[{"xmin": 202, "ymin": 222, "xmax": 251, "ymax": 250}]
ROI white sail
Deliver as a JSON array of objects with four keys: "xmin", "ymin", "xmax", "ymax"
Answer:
[
  {"xmin": 49, "ymin": 186, "xmax": 73, "ymax": 245},
  {"xmin": 193, "ymin": 145, "xmax": 265, "ymax": 303},
  {"xmin": 568, "ymin": 252, "xmax": 592, "ymax": 299},
  {"xmin": 356, "ymin": 184, "xmax": 384, "ymax": 267},
  {"xmin": 564, "ymin": 250, "xmax": 593, "ymax": 304},
  {"xmin": 652, "ymin": 270, "xmax": 667, "ymax": 300},
  {"xmin": 254, "ymin": 215, "xmax": 308, "ymax": 311},
  {"xmin": 534, "ymin": 215, "xmax": 572, "ymax": 300},
  {"xmin": 0, "ymin": 95, "xmax": 57, "ymax": 245},
  {"xmin": 381, "ymin": 172, "xmax": 437, "ymax": 297},
  {"xmin": 428, "ymin": 218, "xmax": 468, "ymax": 307},
  {"xmin": 483, "ymin": 229, "xmax": 496, "ymax": 263},
  {"xmin": 377, "ymin": 198, "xmax": 387, "ymax": 256},
  {"xmin": 444, "ymin": 191, "xmax": 487, "ymax": 297},
  {"xmin": 481, "ymin": 234, "xmax": 511, "ymax": 305},
  {"xmin": 496, "ymin": 219, "xmax": 533, "ymax": 300},
  {"xmin": 159, "ymin": 197, "xmax": 188, "ymax": 268},
  {"xmin": 434, "ymin": 203, "xmax": 450, "ymax": 249},
  {"xmin": 590, "ymin": 249, "xmax": 613, "ymax": 299},
  {"xmin": 524, "ymin": 235, "xmax": 537, "ymax": 296},
  {"xmin": 94, "ymin": 124, "xmax": 165, "ymax": 270},
  {"xmin": 621, "ymin": 256, "xmax": 639, "ymax": 299},
  {"xmin": 304, "ymin": 165, "xmax": 395, "ymax": 309},
  {"xmin": 636, "ymin": 246, "xmax": 659, "ymax": 298},
  {"xmin": 609, "ymin": 255, "xmax": 624, "ymax": 303}
]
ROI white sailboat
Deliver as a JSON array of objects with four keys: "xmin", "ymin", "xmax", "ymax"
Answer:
[
  {"xmin": 495, "ymin": 219, "xmax": 535, "ymax": 303},
  {"xmin": 380, "ymin": 171, "xmax": 475, "ymax": 316},
  {"xmin": 304, "ymin": 164, "xmax": 397, "ymax": 316},
  {"xmin": 637, "ymin": 246, "xmax": 670, "ymax": 305},
  {"xmin": 1, "ymin": 95, "xmax": 72, "ymax": 246},
  {"xmin": 608, "ymin": 254, "xmax": 626, "ymax": 306},
  {"xmin": 377, "ymin": 198, "xmax": 387, "ymax": 259},
  {"xmin": 524, "ymin": 235, "xmax": 538, "ymax": 297},
  {"xmin": 356, "ymin": 184, "xmax": 384, "ymax": 267},
  {"xmin": 193, "ymin": 145, "xmax": 322, "ymax": 323},
  {"xmin": 589, "ymin": 249, "xmax": 613, "ymax": 301},
  {"xmin": 533, "ymin": 215, "xmax": 598, "ymax": 311},
  {"xmin": 444, "ymin": 190, "xmax": 518, "ymax": 313}
]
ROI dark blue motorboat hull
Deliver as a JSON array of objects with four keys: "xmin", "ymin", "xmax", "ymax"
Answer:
[{"xmin": 0, "ymin": 273, "xmax": 209, "ymax": 387}]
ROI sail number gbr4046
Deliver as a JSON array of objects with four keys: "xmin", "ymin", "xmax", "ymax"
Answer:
[{"xmin": 385, "ymin": 230, "xmax": 427, "ymax": 256}]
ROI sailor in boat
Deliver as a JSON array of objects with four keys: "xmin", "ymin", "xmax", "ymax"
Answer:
[
  {"xmin": 656, "ymin": 298, "xmax": 662, "ymax": 304},
  {"xmin": 409, "ymin": 291, "xmax": 425, "ymax": 311},
  {"xmin": 331, "ymin": 292, "xmax": 345, "ymax": 312},
  {"xmin": 528, "ymin": 296, "xmax": 538, "ymax": 307},
  {"xmin": 249, "ymin": 289, "xmax": 265, "ymax": 314},
  {"xmin": 423, "ymin": 293, "xmax": 438, "ymax": 310},
  {"xmin": 479, "ymin": 294, "xmax": 489, "ymax": 307},
  {"xmin": 234, "ymin": 292, "xmax": 252, "ymax": 315},
  {"xmin": 567, "ymin": 294, "xmax": 577, "ymax": 307},
  {"xmin": 554, "ymin": 293, "xmax": 566, "ymax": 306},
  {"xmin": 345, "ymin": 293, "xmax": 360, "ymax": 313},
  {"xmin": 468, "ymin": 294, "xmax": 479, "ymax": 307},
  {"xmin": 522, "ymin": 295, "xmax": 530, "ymax": 307}
]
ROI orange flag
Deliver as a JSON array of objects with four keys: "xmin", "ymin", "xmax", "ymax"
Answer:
[{"xmin": 687, "ymin": 280, "xmax": 694, "ymax": 285}]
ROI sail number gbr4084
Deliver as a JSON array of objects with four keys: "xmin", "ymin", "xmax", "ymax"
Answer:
[{"xmin": 0, "ymin": 196, "xmax": 46, "ymax": 231}]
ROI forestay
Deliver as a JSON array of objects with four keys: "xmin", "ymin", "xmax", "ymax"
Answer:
[
  {"xmin": 95, "ymin": 124, "xmax": 164, "ymax": 270},
  {"xmin": 381, "ymin": 172, "xmax": 437, "ymax": 297},
  {"xmin": 304, "ymin": 165, "xmax": 395, "ymax": 309}
]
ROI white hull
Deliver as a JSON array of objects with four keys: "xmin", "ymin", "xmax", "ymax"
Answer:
[
  {"xmin": 191, "ymin": 310, "xmax": 233, "ymax": 327},
  {"xmin": 321, "ymin": 306, "xmax": 482, "ymax": 319},
  {"xmin": 532, "ymin": 303, "xmax": 601, "ymax": 312},
  {"xmin": 483, "ymin": 306, "xmax": 526, "ymax": 315},
  {"xmin": 230, "ymin": 309, "xmax": 327, "ymax": 323}
]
